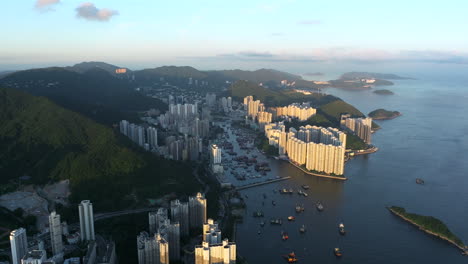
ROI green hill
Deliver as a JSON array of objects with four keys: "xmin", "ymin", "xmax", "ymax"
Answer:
[
  {"xmin": 0, "ymin": 88, "xmax": 200, "ymax": 210},
  {"xmin": 368, "ymin": 109, "xmax": 401, "ymax": 120},
  {"xmin": 0, "ymin": 67, "xmax": 166, "ymax": 125},
  {"xmin": 213, "ymin": 68, "xmax": 302, "ymax": 83}
]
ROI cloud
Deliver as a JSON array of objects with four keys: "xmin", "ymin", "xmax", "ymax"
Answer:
[
  {"xmin": 35, "ymin": 0, "xmax": 60, "ymax": 10},
  {"xmin": 298, "ymin": 19, "xmax": 321, "ymax": 25},
  {"xmin": 75, "ymin": 2, "xmax": 119, "ymax": 21},
  {"xmin": 238, "ymin": 51, "xmax": 274, "ymax": 58}
]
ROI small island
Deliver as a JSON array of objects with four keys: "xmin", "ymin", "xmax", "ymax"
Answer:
[
  {"xmin": 373, "ymin": 89, "xmax": 394, "ymax": 95},
  {"xmin": 388, "ymin": 206, "xmax": 466, "ymax": 253},
  {"xmin": 368, "ymin": 109, "xmax": 401, "ymax": 120}
]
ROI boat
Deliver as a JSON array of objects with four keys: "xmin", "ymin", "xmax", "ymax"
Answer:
[
  {"xmin": 416, "ymin": 178, "xmax": 425, "ymax": 184},
  {"xmin": 287, "ymin": 216, "xmax": 296, "ymax": 221},
  {"xmin": 334, "ymin": 248, "xmax": 343, "ymax": 257},
  {"xmin": 258, "ymin": 230, "xmax": 261, "ymax": 235},
  {"xmin": 316, "ymin": 202, "xmax": 324, "ymax": 211},
  {"xmin": 272, "ymin": 200, "xmax": 276, "ymax": 206},
  {"xmin": 295, "ymin": 204, "xmax": 305, "ymax": 213},
  {"xmin": 260, "ymin": 221, "xmax": 265, "ymax": 227},
  {"xmin": 299, "ymin": 225, "xmax": 306, "ymax": 233},
  {"xmin": 302, "ymin": 192, "xmax": 308, "ymax": 197},
  {"xmin": 270, "ymin": 218, "xmax": 283, "ymax": 225},
  {"xmin": 281, "ymin": 231, "xmax": 289, "ymax": 240},
  {"xmin": 289, "ymin": 188, "xmax": 294, "ymax": 194},
  {"xmin": 252, "ymin": 211, "xmax": 264, "ymax": 217},
  {"xmin": 302, "ymin": 185, "xmax": 310, "ymax": 190},
  {"xmin": 283, "ymin": 252, "xmax": 298, "ymax": 263},
  {"xmin": 298, "ymin": 190, "xmax": 303, "ymax": 195},
  {"xmin": 263, "ymin": 193, "xmax": 267, "ymax": 199},
  {"xmin": 339, "ymin": 223, "xmax": 346, "ymax": 235}
]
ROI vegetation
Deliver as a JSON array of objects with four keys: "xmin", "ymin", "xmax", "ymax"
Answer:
[
  {"xmin": 373, "ymin": 89, "xmax": 394, "ymax": 95},
  {"xmin": 319, "ymin": 100, "xmax": 364, "ymax": 122},
  {"xmin": 389, "ymin": 206, "xmax": 464, "ymax": 248},
  {"xmin": 346, "ymin": 133, "xmax": 368, "ymax": 150},
  {"xmin": 0, "ymin": 88, "xmax": 201, "ymax": 211},
  {"xmin": 255, "ymin": 133, "xmax": 278, "ymax": 156},
  {"xmin": 368, "ymin": 109, "xmax": 401, "ymax": 120},
  {"xmin": 0, "ymin": 67, "xmax": 167, "ymax": 125},
  {"xmin": 0, "ymin": 207, "xmax": 37, "ymax": 244}
]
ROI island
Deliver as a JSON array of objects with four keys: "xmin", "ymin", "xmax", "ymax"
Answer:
[
  {"xmin": 388, "ymin": 206, "xmax": 467, "ymax": 253},
  {"xmin": 368, "ymin": 109, "xmax": 401, "ymax": 120},
  {"xmin": 373, "ymin": 89, "xmax": 394, "ymax": 95},
  {"xmin": 340, "ymin": 72, "xmax": 414, "ymax": 80}
]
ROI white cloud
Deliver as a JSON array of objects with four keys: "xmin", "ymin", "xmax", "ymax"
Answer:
[
  {"xmin": 75, "ymin": 2, "xmax": 119, "ymax": 22},
  {"xmin": 35, "ymin": 0, "xmax": 60, "ymax": 10}
]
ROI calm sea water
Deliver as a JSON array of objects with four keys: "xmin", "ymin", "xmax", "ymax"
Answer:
[{"xmin": 236, "ymin": 67, "xmax": 468, "ymax": 264}]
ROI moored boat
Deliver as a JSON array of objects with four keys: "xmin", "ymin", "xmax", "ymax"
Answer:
[
  {"xmin": 339, "ymin": 223, "xmax": 346, "ymax": 235},
  {"xmin": 283, "ymin": 252, "xmax": 298, "ymax": 263},
  {"xmin": 416, "ymin": 178, "xmax": 425, "ymax": 184},
  {"xmin": 299, "ymin": 224, "xmax": 306, "ymax": 233},
  {"xmin": 270, "ymin": 218, "xmax": 283, "ymax": 225},
  {"xmin": 260, "ymin": 221, "xmax": 265, "ymax": 227},
  {"xmin": 302, "ymin": 185, "xmax": 310, "ymax": 190},
  {"xmin": 272, "ymin": 200, "xmax": 277, "ymax": 206},
  {"xmin": 287, "ymin": 216, "xmax": 295, "ymax": 221},
  {"xmin": 295, "ymin": 204, "xmax": 305, "ymax": 213},
  {"xmin": 281, "ymin": 231, "xmax": 289, "ymax": 240},
  {"xmin": 316, "ymin": 202, "xmax": 324, "ymax": 211},
  {"xmin": 334, "ymin": 248, "xmax": 343, "ymax": 257}
]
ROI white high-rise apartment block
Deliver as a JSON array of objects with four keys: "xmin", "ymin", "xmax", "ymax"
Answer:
[
  {"xmin": 243, "ymin": 96, "xmax": 253, "ymax": 111},
  {"xmin": 189, "ymin": 193, "xmax": 207, "ymax": 229},
  {"xmin": 119, "ymin": 120, "xmax": 129, "ymax": 136},
  {"xmin": 146, "ymin": 127, "xmax": 158, "ymax": 148},
  {"xmin": 10, "ymin": 228, "xmax": 28, "ymax": 264},
  {"xmin": 210, "ymin": 145, "xmax": 222, "ymax": 165},
  {"xmin": 194, "ymin": 239, "xmax": 236, "ymax": 264},
  {"xmin": 21, "ymin": 250, "xmax": 47, "ymax": 264},
  {"xmin": 202, "ymin": 219, "xmax": 222, "ymax": 245},
  {"xmin": 49, "ymin": 211, "xmax": 63, "ymax": 256},
  {"xmin": 170, "ymin": 200, "xmax": 189, "ymax": 236},
  {"xmin": 78, "ymin": 200, "xmax": 95, "ymax": 241},
  {"xmin": 340, "ymin": 114, "xmax": 372, "ymax": 144},
  {"xmin": 276, "ymin": 103, "xmax": 317, "ymax": 121},
  {"xmin": 149, "ymin": 208, "xmax": 168, "ymax": 235},
  {"xmin": 137, "ymin": 232, "xmax": 169, "ymax": 264},
  {"xmin": 158, "ymin": 219, "xmax": 180, "ymax": 261}
]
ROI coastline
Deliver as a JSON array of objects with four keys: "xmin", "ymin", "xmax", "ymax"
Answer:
[
  {"xmin": 371, "ymin": 113, "xmax": 402, "ymax": 120},
  {"xmin": 287, "ymin": 160, "xmax": 348, "ymax": 181},
  {"xmin": 387, "ymin": 207, "xmax": 467, "ymax": 254},
  {"xmin": 351, "ymin": 147, "xmax": 379, "ymax": 156}
]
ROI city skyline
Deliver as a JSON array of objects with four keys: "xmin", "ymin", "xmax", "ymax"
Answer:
[{"xmin": 1, "ymin": 0, "xmax": 468, "ymax": 71}]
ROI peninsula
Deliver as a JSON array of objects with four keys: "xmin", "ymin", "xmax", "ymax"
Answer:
[
  {"xmin": 368, "ymin": 109, "xmax": 401, "ymax": 120},
  {"xmin": 388, "ymin": 206, "xmax": 466, "ymax": 253}
]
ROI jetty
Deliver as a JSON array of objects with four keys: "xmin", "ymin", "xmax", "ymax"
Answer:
[{"xmin": 236, "ymin": 176, "xmax": 291, "ymax": 190}]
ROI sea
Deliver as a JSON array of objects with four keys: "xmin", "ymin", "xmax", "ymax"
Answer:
[{"xmin": 235, "ymin": 65, "xmax": 468, "ymax": 264}]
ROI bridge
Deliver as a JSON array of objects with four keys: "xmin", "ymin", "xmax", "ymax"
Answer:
[{"xmin": 235, "ymin": 176, "xmax": 291, "ymax": 190}]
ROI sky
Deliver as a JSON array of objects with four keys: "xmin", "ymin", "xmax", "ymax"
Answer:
[{"xmin": 1, "ymin": 0, "xmax": 468, "ymax": 72}]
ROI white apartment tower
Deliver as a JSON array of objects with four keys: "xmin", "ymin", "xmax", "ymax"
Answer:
[
  {"xmin": 49, "ymin": 211, "xmax": 63, "ymax": 256},
  {"xmin": 189, "ymin": 193, "xmax": 207, "ymax": 229},
  {"xmin": 202, "ymin": 219, "xmax": 222, "ymax": 245},
  {"xmin": 137, "ymin": 232, "xmax": 169, "ymax": 264},
  {"xmin": 79, "ymin": 200, "xmax": 95, "ymax": 241},
  {"xmin": 10, "ymin": 228, "xmax": 28, "ymax": 264},
  {"xmin": 210, "ymin": 145, "xmax": 222, "ymax": 165},
  {"xmin": 194, "ymin": 239, "xmax": 236, "ymax": 264},
  {"xmin": 149, "ymin": 208, "xmax": 168, "ymax": 235},
  {"xmin": 170, "ymin": 200, "xmax": 189, "ymax": 236}
]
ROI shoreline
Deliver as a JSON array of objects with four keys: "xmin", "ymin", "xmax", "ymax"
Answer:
[
  {"xmin": 371, "ymin": 113, "xmax": 402, "ymax": 120},
  {"xmin": 351, "ymin": 147, "xmax": 379, "ymax": 156},
  {"xmin": 287, "ymin": 160, "xmax": 348, "ymax": 181},
  {"xmin": 387, "ymin": 207, "xmax": 467, "ymax": 254}
]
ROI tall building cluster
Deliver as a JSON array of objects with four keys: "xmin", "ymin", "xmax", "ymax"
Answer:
[
  {"xmin": 120, "ymin": 120, "xmax": 158, "ymax": 151},
  {"xmin": 219, "ymin": 96, "xmax": 233, "ymax": 113},
  {"xmin": 139, "ymin": 193, "xmax": 212, "ymax": 264},
  {"xmin": 194, "ymin": 218, "xmax": 236, "ymax": 263},
  {"xmin": 163, "ymin": 134, "xmax": 203, "ymax": 161},
  {"xmin": 275, "ymin": 103, "xmax": 317, "ymax": 121},
  {"xmin": 340, "ymin": 114, "xmax": 372, "ymax": 144}
]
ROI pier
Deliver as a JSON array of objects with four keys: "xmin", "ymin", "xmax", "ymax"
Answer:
[{"xmin": 235, "ymin": 176, "xmax": 291, "ymax": 190}]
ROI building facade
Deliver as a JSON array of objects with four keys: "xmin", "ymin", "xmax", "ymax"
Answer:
[{"xmin": 78, "ymin": 200, "xmax": 95, "ymax": 241}]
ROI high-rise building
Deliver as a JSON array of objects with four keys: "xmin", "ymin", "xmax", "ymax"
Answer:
[
  {"xmin": 21, "ymin": 250, "xmax": 47, "ymax": 264},
  {"xmin": 119, "ymin": 120, "xmax": 129, "ymax": 136},
  {"xmin": 158, "ymin": 219, "xmax": 180, "ymax": 262},
  {"xmin": 194, "ymin": 239, "xmax": 236, "ymax": 264},
  {"xmin": 97, "ymin": 241, "xmax": 117, "ymax": 264},
  {"xmin": 137, "ymin": 232, "xmax": 169, "ymax": 264},
  {"xmin": 49, "ymin": 211, "xmax": 63, "ymax": 256},
  {"xmin": 10, "ymin": 228, "xmax": 28, "ymax": 264},
  {"xmin": 78, "ymin": 200, "xmax": 95, "ymax": 241},
  {"xmin": 210, "ymin": 145, "xmax": 222, "ymax": 165},
  {"xmin": 146, "ymin": 127, "xmax": 158, "ymax": 148},
  {"xmin": 149, "ymin": 208, "xmax": 168, "ymax": 235},
  {"xmin": 202, "ymin": 219, "xmax": 222, "ymax": 245},
  {"xmin": 170, "ymin": 200, "xmax": 189, "ymax": 236},
  {"xmin": 189, "ymin": 193, "xmax": 207, "ymax": 229},
  {"xmin": 83, "ymin": 241, "xmax": 97, "ymax": 264}
]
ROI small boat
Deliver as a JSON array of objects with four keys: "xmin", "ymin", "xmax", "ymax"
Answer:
[
  {"xmin": 299, "ymin": 225, "xmax": 306, "ymax": 233},
  {"xmin": 339, "ymin": 223, "xmax": 346, "ymax": 235},
  {"xmin": 302, "ymin": 192, "xmax": 308, "ymax": 197},
  {"xmin": 289, "ymin": 188, "xmax": 294, "ymax": 194},
  {"xmin": 302, "ymin": 185, "xmax": 310, "ymax": 190},
  {"xmin": 283, "ymin": 252, "xmax": 298, "ymax": 263},
  {"xmin": 258, "ymin": 230, "xmax": 261, "ymax": 235},
  {"xmin": 316, "ymin": 202, "xmax": 324, "ymax": 211},
  {"xmin": 334, "ymin": 248, "xmax": 343, "ymax": 257},
  {"xmin": 298, "ymin": 190, "xmax": 303, "ymax": 195},
  {"xmin": 416, "ymin": 178, "xmax": 425, "ymax": 184},
  {"xmin": 252, "ymin": 211, "xmax": 264, "ymax": 217},
  {"xmin": 287, "ymin": 216, "xmax": 296, "ymax": 221},
  {"xmin": 260, "ymin": 221, "xmax": 265, "ymax": 227},
  {"xmin": 263, "ymin": 193, "xmax": 267, "ymax": 199},
  {"xmin": 270, "ymin": 218, "xmax": 283, "ymax": 225},
  {"xmin": 281, "ymin": 231, "xmax": 289, "ymax": 240},
  {"xmin": 272, "ymin": 200, "xmax": 277, "ymax": 206},
  {"xmin": 295, "ymin": 204, "xmax": 305, "ymax": 213}
]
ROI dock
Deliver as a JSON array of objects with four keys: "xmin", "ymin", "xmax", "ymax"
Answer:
[{"xmin": 235, "ymin": 176, "xmax": 291, "ymax": 190}]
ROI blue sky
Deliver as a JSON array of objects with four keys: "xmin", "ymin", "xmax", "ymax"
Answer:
[{"xmin": 1, "ymin": 0, "xmax": 468, "ymax": 71}]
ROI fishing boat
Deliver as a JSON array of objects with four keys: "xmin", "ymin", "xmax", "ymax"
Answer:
[
  {"xmin": 334, "ymin": 248, "xmax": 343, "ymax": 257},
  {"xmin": 260, "ymin": 221, "xmax": 265, "ymax": 227},
  {"xmin": 302, "ymin": 185, "xmax": 310, "ymax": 190},
  {"xmin": 252, "ymin": 211, "xmax": 264, "ymax": 217},
  {"xmin": 298, "ymin": 190, "xmax": 304, "ymax": 195},
  {"xmin": 316, "ymin": 202, "xmax": 324, "ymax": 211},
  {"xmin": 295, "ymin": 204, "xmax": 305, "ymax": 213},
  {"xmin": 283, "ymin": 252, "xmax": 298, "ymax": 263},
  {"xmin": 287, "ymin": 216, "xmax": 296, "ymax": 221},
  {"xmin": 272, "ymin": 200, "xmax": 277, "ymax": 206},
  {"xmin": 339, "ymin": 223, "xmax": 346, "ymax": 235},
  {"xmin": 416, "ymin": 178, "xmax": 425, "ymax": 184},
  {"xmin": 281, "ymin": 231, "xmax": 289, "ymax": 240},
  {"xmin": 299, "ymin": 225, "xmax": 306, "ymax": 233},
  {"xmin": 302, "ymin": 192, "xmax": 308, "ymax": 197},
  {"xmin": 270, "ymin": 218, "xmax": 283, "ymax": 225}
]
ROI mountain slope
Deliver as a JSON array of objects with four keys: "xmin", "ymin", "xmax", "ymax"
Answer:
[
  {"xmin": 66, "ymin": 61, "xmax": 131, "ymax": 75},
  {"xmin": 0, "ymin": 88, "xmax": 200, "ymax": 210},
  {"xmin": 0, "ymin": 67, "xmax": 166, "ymax": 124}
]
